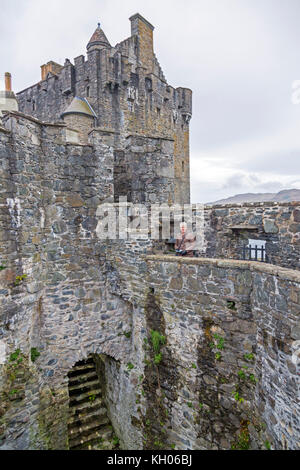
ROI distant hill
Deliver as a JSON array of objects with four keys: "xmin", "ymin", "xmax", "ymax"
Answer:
[{"xmin": 209, "ymin": 189, "xmax": 300, "ymax": 205}]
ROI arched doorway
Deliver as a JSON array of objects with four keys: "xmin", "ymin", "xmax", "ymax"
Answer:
[{"xmin": 67, "ymin": 355, "xmax": 119, "ymax": 450}]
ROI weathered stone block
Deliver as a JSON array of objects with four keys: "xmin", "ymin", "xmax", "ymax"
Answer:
[{"xmin": 263, "ymin": 219, "xmax": 279, "ymax": 234}]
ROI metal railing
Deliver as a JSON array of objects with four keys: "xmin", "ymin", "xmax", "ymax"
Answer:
[{"xmin": 242, "ymin": 244, "xmax": 269, "ymax": 263}]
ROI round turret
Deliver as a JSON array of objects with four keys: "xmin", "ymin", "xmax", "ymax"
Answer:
[{"xmin": 61, "ymin": 96, "xmax": 98, "ymax": 144}]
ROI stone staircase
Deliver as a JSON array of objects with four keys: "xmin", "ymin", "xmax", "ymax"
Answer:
[{"xmin": 67, "ymin": 357, "xmax": 118, "ymax": 450}]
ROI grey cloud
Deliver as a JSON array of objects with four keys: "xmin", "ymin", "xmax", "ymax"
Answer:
[
  {"xmin": 221, "ymin": 173, "xmax": 246, "ymax": 190},
  {"xmin": 221, "ymin": 172, "xmax": 284, "ymax": 193},
  {"xmin": 240, "ymin": 150, "xmax": 300, "ymax": 175}
]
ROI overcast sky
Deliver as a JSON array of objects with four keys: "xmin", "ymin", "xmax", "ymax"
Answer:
[{"xmin": 1, "ymin": 0, "xmax": 300, "ymax": 203}]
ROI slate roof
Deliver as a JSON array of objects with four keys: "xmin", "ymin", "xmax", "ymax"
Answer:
[
  {"xmin": 61, "ymin": 97, "xmax": 97, "ymax": 118},
  {"xmin": 87, "ymin": 24, "xmax": 111, "ymax": 50}
]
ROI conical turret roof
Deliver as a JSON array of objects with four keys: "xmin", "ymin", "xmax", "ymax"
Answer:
[
  {"xmin": 61, "ymin": 97, "xmax": 97, "ymax": 118},
  {"xmin": 87, "ymin": 23, "xmax": 111, "ymax": 51}
]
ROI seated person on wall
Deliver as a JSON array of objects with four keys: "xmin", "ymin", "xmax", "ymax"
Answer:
[{"xmin": 175, "ymin": 222, "xmax": 196, "ymax": 257}]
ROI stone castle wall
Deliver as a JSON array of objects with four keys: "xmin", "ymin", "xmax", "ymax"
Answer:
[
  {"xmin": 0, "ymin": 87, "xmax": 299, "ymax": 450},
  {"xmin": 107, "ymin": 244, "xmax": 300, "ymax": 450},
  {"xmin": 114, "ymin": 135, "xmax": 175, "ymax": 204},
  {"xmin": 0, "ymin": 113, "xmax": 143, "ymax": 449},
  {"xmin": 203, "ymin": 203, "xmax": 300, "ymax": 270},
  {"xmin": 142, "ymin": 256, "xmax": 299, "ymax": 450}
]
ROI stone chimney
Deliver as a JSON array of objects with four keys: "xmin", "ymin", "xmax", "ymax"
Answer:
[
  {"xmin": 5, "ymin": 73, "xmax": 12, "ymax": 92},
  {"xmin": 41, "ymin": 61, "xmax": 63, "ymax": 81},
  {"xmin": 129, "ymin": 13, "xmax": 154, "ymax": 72},
  {"xmin": 0, "ymin": 73, "xmax": 19, "ymax": 117}
]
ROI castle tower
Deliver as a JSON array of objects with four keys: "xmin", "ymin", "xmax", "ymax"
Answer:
[
  {"xmin": 0, "ymin": 73, "xmax": 18, "ymax": 117},
  {"xmin": 16, "ymin": 14, "xmax": 193, "ymax": 204},
  {"xmin": 87, "ymin": 23, "xmax": 111, "ymax": 52}
]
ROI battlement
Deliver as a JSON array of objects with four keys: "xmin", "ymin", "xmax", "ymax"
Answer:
[{"xmin": 0, "ymin": 110, "xmax": 80, "ymax": 146}]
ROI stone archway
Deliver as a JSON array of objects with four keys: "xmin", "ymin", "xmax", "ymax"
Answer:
[{"xmin": 67, "ymin": 355, "xmax": 119, "ymax": 450}]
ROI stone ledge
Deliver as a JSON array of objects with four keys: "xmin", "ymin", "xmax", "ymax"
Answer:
[
  {"xmin": 1, "ymin": 110, "xmax": 66, "ymax": 128},
  {"xmin": 144, "ymin": 255, "xmax": 300, "ymax": 282},
  {"xmin": 125, "ymin": 133, "xmax": 174, "ymax": 142},
  {"xmin": 65, "ymin": 142, "xmax": 93, "ymax": 148},
  {"xmin": 89, "ymin": 127, "xmax": 116, "ymax": 135},
  {"xmin": 229, "ymin": 225, "xmax": 259, "ymax": 231}
]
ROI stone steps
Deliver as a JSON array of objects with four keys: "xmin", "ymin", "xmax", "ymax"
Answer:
[
  {"xmin": 68, "ymin": 370, "xmax": 98, "ymax": 385},
  {"xmin": 69, "ymin": 378, "xmax": 100, "ymax": 393},
  {"xmin": 69, "ymin": 387, "xmax": 102, "ymax": 406},
  {"xmin": 67, "ymin": 357, "xmax": 118, "ymax": 451},
  {"xmin": 68, "ymin": 396, "xmax": 103, "ymax": 416},
  {"xmin": 69, "ymin": 425, "xmax": 114, "ymax": 450},
  {"xmin": 70, "ymin": 363, "xmax": 95, "ymax": 373},
  {"xmin": 69, "ymin": 415, "xmax": 111, "ymax": 439},
  {"xmin": 68, "ymin": 407, "xmax": 107, "ymax": 427}
]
